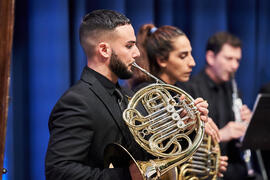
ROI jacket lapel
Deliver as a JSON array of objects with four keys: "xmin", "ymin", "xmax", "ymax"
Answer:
[{"xmin": 80, "ymin": 67, "xmax": 128, "ymax": 140}]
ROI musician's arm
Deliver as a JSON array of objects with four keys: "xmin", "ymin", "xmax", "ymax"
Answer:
[{"xmin": 45, "ymin": 92, "xmax": 130, "ymax": 180}]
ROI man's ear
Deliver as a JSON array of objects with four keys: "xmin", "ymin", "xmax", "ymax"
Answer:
[
  {"xmin": 205, "ymin": 50, "xmax": 216, "ymax": 66},
  {"xmin": 98, "ymin": 42, "xmax": 111, "ymax": 59},
  {"xmin": 157, "ymin": 57, "xmax": 168, "ymax": 68}
]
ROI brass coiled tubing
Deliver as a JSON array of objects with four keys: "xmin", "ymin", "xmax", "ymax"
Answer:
[{"xmin": 178, "ymin": 134, "xmax": 220, "ymax": 180}]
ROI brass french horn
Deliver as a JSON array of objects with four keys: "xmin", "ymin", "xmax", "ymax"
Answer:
[
  {"xmin": 104, "ymin": 62, "xmax": 205, "ymax": 180},
  {"xmin": 178, "ymin": 134, "xmax": 220, "ymax": 180}
]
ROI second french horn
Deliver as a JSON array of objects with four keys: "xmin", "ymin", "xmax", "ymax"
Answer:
[{"xmin": 178, "ymin": 134, "xmax": 220, "ymax": 180}]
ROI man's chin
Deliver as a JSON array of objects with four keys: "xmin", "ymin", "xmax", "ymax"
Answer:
[
  {"xmin": 128, "ymin": 66, "xmax": 134, "ymax": 72},
  {"xmin": 118, "ymin": 71, "xmax": 133, "ymax": 79},
  {"xmin": 225, "ymin": 75, "xmax": 231, "ymax": 82}
]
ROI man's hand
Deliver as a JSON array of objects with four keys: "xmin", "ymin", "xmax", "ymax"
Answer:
[
  {"xmin": 205, "ymin": 117, "xmax": 220, "ymax": 142},
  {"xmin": 219, "ymin": 121, "xmax": 247, "ymax": 142},
  {"xmin": 240, "ymin": 104, "xmax": 252, "ymax": 123}
]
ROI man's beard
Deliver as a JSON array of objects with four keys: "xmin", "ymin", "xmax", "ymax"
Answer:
[{"xmin": 109, "ymin": 50, "xmax": 133, "ymax": 79}]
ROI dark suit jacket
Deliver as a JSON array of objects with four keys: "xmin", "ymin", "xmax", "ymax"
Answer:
[
  {"xmin": 45, "ymin": 66, "xmax": 147, "ymax": 180},
  {"xmin": 260, "ymin": 83, "xmax": 270, "ymax": 93}
]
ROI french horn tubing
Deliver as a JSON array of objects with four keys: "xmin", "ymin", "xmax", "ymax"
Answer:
[
  {"xmin": 105, "ymin": 62, "xmax": 205, "ymax": 180},
  {"xmin": 178, "ymin": 134, "xmax": 220, "ymax": 180}
]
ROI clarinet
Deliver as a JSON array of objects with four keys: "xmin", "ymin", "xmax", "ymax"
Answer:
[{"xmin": 232, "ymin": 77, "xmax": 255, "ymax": 177}]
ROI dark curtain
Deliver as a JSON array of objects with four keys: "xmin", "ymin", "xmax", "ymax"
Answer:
[{"xmin": 4, "ymin": 0, "xmax": 270, "ymax": 180}]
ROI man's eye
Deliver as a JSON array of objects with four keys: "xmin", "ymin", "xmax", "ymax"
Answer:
[{"xmin": 126, "ymin": 45, "xmax": 133, "ymax": 49}]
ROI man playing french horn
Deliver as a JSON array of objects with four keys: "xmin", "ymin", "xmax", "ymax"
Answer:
[{"xmin": 45, "ymin": 10, "xmax": 225, "ymax": 180}]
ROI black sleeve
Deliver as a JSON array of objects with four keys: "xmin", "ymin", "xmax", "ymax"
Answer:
[{"xmin": 45, "ymin": 90, "xmax": 131, "ymax": 180}]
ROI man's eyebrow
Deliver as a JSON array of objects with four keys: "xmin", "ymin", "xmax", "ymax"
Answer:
[{"xmin": 127, "ymin": 40, "xmax": 136, "ymax": 44}]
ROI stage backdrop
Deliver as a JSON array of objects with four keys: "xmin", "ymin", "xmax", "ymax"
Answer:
[{"xmin": 4, "ymin": 0, "xmax": 270, "ymax": 180}]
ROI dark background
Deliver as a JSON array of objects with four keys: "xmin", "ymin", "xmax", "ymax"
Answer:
[{"xmin": 4, "ymin": 0, "xmax": 270, "ymax": 180}]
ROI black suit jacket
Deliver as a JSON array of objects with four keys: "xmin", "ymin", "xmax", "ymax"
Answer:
[
  {"xmin": 260, "ymin": 83, "xmax": 270, "ymax": 93},
  {"xmin": 45, "ymin": 66, "xmax": 146, "ymax": 180}
]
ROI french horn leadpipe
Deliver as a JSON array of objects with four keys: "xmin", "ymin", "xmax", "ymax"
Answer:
[
  {"xmin": 104, "ymin": 62, "xmax": 205, "ymax": 180},
  {"xmin": 131, "ymin": 62, "xmax": 165, "ymax": 84}
]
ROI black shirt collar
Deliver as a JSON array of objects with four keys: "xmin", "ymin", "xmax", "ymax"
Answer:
[
  {"xmin": 201, "ymin": 69, "xmax": 227, "ymax": 90},
  {"xmin": 87, "ymin": 67, "xmax": 118, "ymax": 95}
]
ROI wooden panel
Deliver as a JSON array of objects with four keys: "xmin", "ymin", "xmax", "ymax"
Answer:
[{"xmin": 0, "ymin": 0, "xmax": 15, "ymax": 179}]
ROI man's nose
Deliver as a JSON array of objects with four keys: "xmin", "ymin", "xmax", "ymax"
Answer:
[
  {"xmin": 133, "ymin": 45, "xmax": 140, "ymax": 58},
  {"xmin": 231, "ymin": 59, "xmax": 239, "ymax": 71}
]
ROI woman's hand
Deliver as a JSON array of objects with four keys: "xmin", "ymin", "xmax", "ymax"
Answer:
[
  {"xmin": 218, "ymin": 156, "xmax": 228, "ymax": 177},
  {"xmin": 194, "ymin": 97, "xmax": 209, "ymax": 123},
  {"xmin": 205, "ymin": 117, "xmax": 220, "ymax": 142}
]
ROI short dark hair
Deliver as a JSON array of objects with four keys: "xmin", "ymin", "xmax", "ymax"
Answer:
[
  {"xmin": 206, "ymin": 32, "xmax": 242, "ymax": 55},
  {"xmin": 79, "ymin": 9, "xmax": 131, "ymax": 57}
]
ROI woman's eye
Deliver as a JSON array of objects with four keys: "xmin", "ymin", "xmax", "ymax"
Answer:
[{"xmin": 179, "ymin": 53, "xmax": 188, "ymax": 59}]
